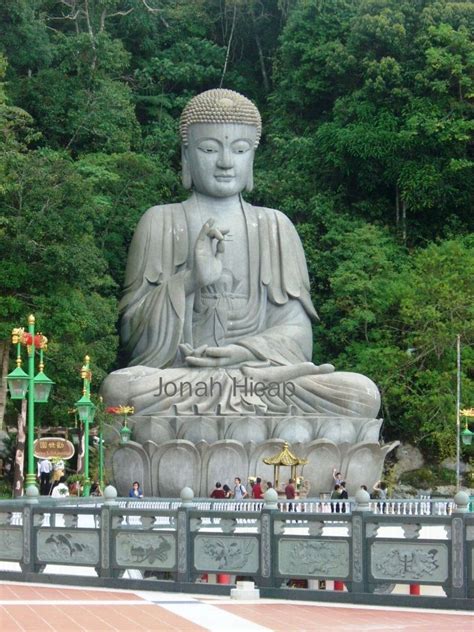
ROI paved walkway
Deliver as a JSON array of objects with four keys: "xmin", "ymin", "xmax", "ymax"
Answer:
[{"xmin": 0, "ymin": 582, "xmax": 472, "ymax": 631}]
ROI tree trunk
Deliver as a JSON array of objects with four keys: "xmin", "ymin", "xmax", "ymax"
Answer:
[
  {"xmin": 250, "ymin": 6, "xmax": 270, "ymax": 92},
  {"xmin": 395, "ymin": 185, "xmax": 400, "ymax": 227},
  {"xmin": 219, "ymin": 3, "xmax": 237, "ymax": 88},
  {"xmin": 401, "ymin": 197, "xmax": 407, "ymax": 244},
  {"xmin": 0, "ymin": 339, "xmax": 10, "ymax": 431},
  {"xmin": 13, "ymin": 399, "xmax": 26, "ymax": 498}
]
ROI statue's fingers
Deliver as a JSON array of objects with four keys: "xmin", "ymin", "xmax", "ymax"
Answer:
[
  {"xmin": 178, "ymin": 343, "xmax": 193, "ymax": 357},
  {"xmin": 208, "ymin": 227, "xmax": 225, "ymax": 241},
  {"xmin": 204, "ymin": 346, "xmax": 229, "ymax": 357},
  {"xmin": 185, "ymin": 355, "xmax": 222, "ymax": 367},
  {"xmin": 193, "ymin": 344, "xmax": 208, "ymax": 357},
  {"xmin": 197, "ymin": 218, "xmax": 215, "ymax": 242},
  {"xmin": 216, "ymin": 240, "xmax": 225, "ymax": 254},
  {"xmin": 317, "ymin": 363, "xmax": 335, "ymax": 374}
]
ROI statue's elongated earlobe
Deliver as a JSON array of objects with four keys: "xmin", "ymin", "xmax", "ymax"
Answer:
[
  {"xmin": 181, "ymin": 147, "xmax": 192, "ymax": 189},
  {"xmin": 245, "ymin": 169, "xmax": 254, "ymax": 193}
]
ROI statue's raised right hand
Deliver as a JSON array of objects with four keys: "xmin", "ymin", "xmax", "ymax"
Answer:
[{"xmin": 189, "ymin": 218, "xmax": 229, "ymax": 290}]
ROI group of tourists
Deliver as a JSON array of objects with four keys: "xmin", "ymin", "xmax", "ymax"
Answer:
[
  {"xmin": 37, "ymin": 458, "xmax": 66, "ymax": 496},
  {"xmin": 331, "ymin": 468, "xmax": 388, "ymax": 512},
  {"xmin": 209, "ymin": 476, "xmax": 299, "ymax": 505},
  {"xmin": 210, "ymin": 477, "xmax": 248, "ymax": 499},
  {"xmin": 210, "ymin": 477, "xmax": 276, "ymax": 500}
]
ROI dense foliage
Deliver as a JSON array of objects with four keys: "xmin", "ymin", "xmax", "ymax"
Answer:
[{"xmin": 1, "ymin": 0, "xmax": 472, "ymax": 461}]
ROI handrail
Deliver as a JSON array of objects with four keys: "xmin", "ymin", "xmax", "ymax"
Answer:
[{"xmin": 0, "ymin": 495, "xmax": 457, "ymax": 517}]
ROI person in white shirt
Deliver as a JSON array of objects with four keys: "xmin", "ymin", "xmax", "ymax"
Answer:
[
  {"xmin": 51, "ymin": 476, "xmax": 69, "ymax": 498},
  {"xmin": 37, "ymin": 458, "xmax": 52, "ymax": 495},
  {"xmin": 233, "ymin": 477, "xmax": 248, "ymax": 500}
]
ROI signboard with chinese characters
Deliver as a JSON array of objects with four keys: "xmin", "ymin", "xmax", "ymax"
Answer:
[{"xmin": 34, "ymin": 437, "xmax": 74, "ymax": 460}]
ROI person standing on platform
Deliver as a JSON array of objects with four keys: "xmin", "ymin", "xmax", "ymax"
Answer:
[
  {"xmin": 51, "ymin": 476, "xmax": 69, "ymax": 497},
  {"xmin": 210, "ymin": 482, "xmax": 226, "ymax": 498},
  {"xmin": 37, "ymin": 458, "xmax": 52, "ymax": 495},
  {"xmin": 331, "ymin": 484, "xmax": 342, "ymax": 513},
  {"xmin": 51, "ymin": 458, "xmax": 65, "ymax": 485},
  {"xmin": 285, "ymin": 478, "xmax": 296, "ymax": 511},
  {"xmin": 233, "ymin": 477, "xmax": 248, "ymax": 500},
  {"xmin": 339, "ymin": 481, "xmax": 349, "ymax": 513},
  {"xmin": 252, "ymin": 477, "xmax": 263, "ymax": 500},
  {"xmin": 373, "ymin": 480, "xmax": 388, "ymax": 513},
  {"xmin": 128, "ymin": 481, "xmax": 143, "ymax": 498}
]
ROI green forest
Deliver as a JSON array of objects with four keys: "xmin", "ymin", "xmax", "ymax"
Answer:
[{"xmin": 1, "ymin": 0, "xmax": 473, "ymax": 464}]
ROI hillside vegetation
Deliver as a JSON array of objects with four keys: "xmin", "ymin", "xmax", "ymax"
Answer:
[{"xmin": 1, "ymin": 0, "xmax": 472, "ymax": 462}]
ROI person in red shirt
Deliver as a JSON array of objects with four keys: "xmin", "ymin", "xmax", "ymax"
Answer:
[
  {"xmin": 252, "ymin": 477, "xmax": 263, "ymax": 499},
  {"xmin": 285, "ymin": 478, "xmax": 296, "ymax": 511},
  {"xmin": 210, "ymin": 482, "xmax": 226, "ymax": 498}
]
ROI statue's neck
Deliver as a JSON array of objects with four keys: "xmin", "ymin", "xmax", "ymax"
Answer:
[{"xmin": 191, "ymin": 191, "xmax": 244, "ymax": 216}]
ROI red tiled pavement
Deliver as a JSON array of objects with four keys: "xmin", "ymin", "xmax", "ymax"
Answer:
[
  {"xmin": 1, "ymin": 584, "xmax": 139, "ymax": 601},
  {"xmin": 0, "ymin": 584, "xmax": 206, "ymax": 631},
  {"xmin": 1, "ymin": 582, "xmax": 472, "ymax": 631},
  {"xmin": 1, "ymin": 605, "xmax": 206, "ymax": 631},
  {"xmin": 218, "ymin": 603, "xmax": 473, "ymax": 632}
]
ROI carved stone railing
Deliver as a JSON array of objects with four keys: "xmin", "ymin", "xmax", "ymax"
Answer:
[{"xmin": 0, "ymin": 487, "xmax": 471, "ymax": 608}]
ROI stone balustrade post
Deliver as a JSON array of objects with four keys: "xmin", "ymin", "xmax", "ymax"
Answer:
[
  {"xmin": 98, "ymin": 485, "xmax": 117, "ymax": 578},
  {"xmin": 259, "ymin": 488, "xmax": 279, "ymax": 588},
  {"xmin": 176, "ymin": 487, "xmax": 194, "ymax": 584},
  {"xmin": 21, "ymin": 486, "xmax": 39, "ymax": 575},
  {"xmin": 351, "ymin": 488, "xmax": 372, "ymax": 594},
  {"xmin": 449, "ymin": 491, "xmax": 469, "ymax": 599}
]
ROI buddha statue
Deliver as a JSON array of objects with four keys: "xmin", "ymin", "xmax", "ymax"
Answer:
[{"xmin": 102, "ymin": 89, "xmax": 380, "ymax": 419}]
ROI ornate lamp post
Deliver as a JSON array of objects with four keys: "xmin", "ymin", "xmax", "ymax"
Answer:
[
  {"xmin": 6, "ymin": 315, "xmax": 54, "ymax": 492},
  {"xmin": 460, "ymin": 408, "xmax": 474, "ymax": 446},
  {"xmin": 74, "ymin": 355, "xmax": 96, "ymax": 496},
  {"xmin": 97, "ymin": 400, "xmax": 105, "ymax": 493},
  {"xmin": 456, "ymin": 334, "xmax": 461, "ymax": 490},
  {"xmin": 106, "ymin": 406, "xmax": 134, "ymax": 445}
]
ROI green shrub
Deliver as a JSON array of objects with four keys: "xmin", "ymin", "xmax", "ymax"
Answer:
[
  {"xmin": 400, "ymin": 466, "xmax": 457, "ymax": 489},
  {"xmin": 0, "ymin": 479, "xmax": 13, "ymax": 499}
]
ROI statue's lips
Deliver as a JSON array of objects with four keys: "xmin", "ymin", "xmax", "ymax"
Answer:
[{"xmin": 214, "ymin": 175, "xmax": 235, "ymax": 182}]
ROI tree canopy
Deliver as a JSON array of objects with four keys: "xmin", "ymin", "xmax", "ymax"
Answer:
[{"xmin": 1, "ymin": 0, "xmax": 472, "ymax": 461}]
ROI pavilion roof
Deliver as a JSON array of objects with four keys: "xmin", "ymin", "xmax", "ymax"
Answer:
[{"xmin": 263, "ymin": 442, "xmax": 308, "ymax": 467}]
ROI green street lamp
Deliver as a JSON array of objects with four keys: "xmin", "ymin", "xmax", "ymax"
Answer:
[
  {"xmin": 74, "ymin": 356, "xmax": 95, "ymax": 496},
  {"xmin": 106, "ymin": 405, "xmax": 134, "ymax": 446},
  {"xmin": 460, "ymin": 408, "xmax": 474, "ymax": 446},
  {"xmin": 33, "ymin": 369, "xmax": 55, "ymax": 403},
  {"xmin": 7, "ymin": 366, "xmax": 29, "ymax": 400},
  {"xmin": 75, "ymin": 394, "xmax": 96, "ymax": 425},
  {"xmin": 6, "ymin": 315, "xmax": 54, "ymax": 492},
  {"xmin": 120, "ymin": 419, "xmax": 132, "ymax": 445}
]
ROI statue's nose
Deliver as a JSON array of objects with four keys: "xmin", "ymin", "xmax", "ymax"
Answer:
[{"xmin": 216, "ymin": 147, "xmax": 233, "ymax": 169}]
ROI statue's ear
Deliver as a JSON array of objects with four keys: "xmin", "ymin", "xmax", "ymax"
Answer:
[
  {"xmin": 244, "ymin": 170, "xmax": 254, "ymax": 193},
  {"xmin": 181, "ymin": 146, "xmax": 192, "ymax": 190}
]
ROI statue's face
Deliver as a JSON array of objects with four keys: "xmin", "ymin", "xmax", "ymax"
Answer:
[{"xmin": 185, "ymin": 123, "xmax": 257, "ymax": 198}]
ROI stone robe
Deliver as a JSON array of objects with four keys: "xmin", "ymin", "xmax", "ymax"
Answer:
[{"xmin": 102, "ymin": 197, "xmax": 380, "ymax": 417}]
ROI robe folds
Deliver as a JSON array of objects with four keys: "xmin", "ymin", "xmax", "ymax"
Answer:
[{"xmin": 102, "ymin": 198, "xmax": 380, "ymax": 417}]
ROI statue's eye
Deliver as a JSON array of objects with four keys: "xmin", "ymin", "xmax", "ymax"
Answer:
[
  {"xmin": 198, "ymin": 143, "xmax": 218, "ymax": 153},
  {"xmin": 232, "ymin": 141, "xmax": 251, "ymax": 154}
]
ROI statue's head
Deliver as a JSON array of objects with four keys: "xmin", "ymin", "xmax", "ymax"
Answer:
[{"xmin": 179, "ymin": 89, "xmax": 262, "ymax": 198}]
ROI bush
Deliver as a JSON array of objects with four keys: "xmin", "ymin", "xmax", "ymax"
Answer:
[
  {"xmin": 400, "ymin": 466, "xmax": 457, "ymax": 489},
  {"xmin": 0, "ymin": 480, "xmax": 12, "ymax": 499}
]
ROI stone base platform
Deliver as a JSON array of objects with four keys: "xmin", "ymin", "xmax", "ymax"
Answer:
[{"xmin": 105, "ymin": 414, "xmax": 398, "ymax": 497}]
